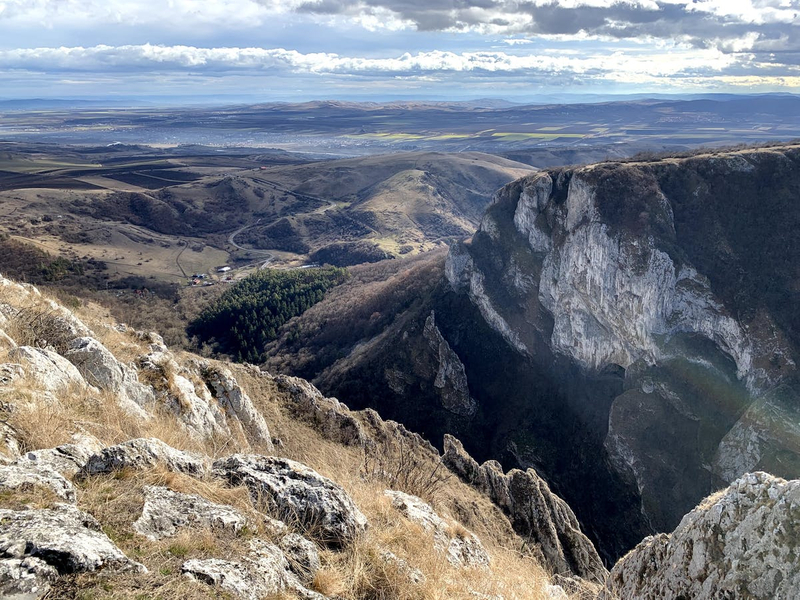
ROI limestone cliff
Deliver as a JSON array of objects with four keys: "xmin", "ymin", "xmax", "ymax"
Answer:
[
  {"xmin": 447, "ymin": 145, "xmax": 800, "ymax": 542},
  {"xmin": 266, "ymin": 144, "xmax": 800, "ymax": 562}
]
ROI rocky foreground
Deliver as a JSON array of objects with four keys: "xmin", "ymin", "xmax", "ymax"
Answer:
[{"xmin": 0, "ymin": 269, "xmax": 798, "ymax": 599}]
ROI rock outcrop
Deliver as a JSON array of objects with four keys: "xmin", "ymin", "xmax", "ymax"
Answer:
[
  {"xmin": 204, "ymin": 366, "xmax": 273, "ymax": 449},
  {"xmin": 275, "ymin": 374, "xmax": 365, "ymax": 446},
  {"xmin": 0, "ymin": 462, "xmax": 76, "ymax": 502},
  {"xmin": 78, "ymin": 438, "xmax": 209, "ymax": 478},
  {"xmin": 133, "ymin": 485, "xmax": 251, "ymax": 541},
  {"xmin": 0, "ymin": 556, "xmax": 58, "ymax": 599},
  {"xmin": 0, "ymin": 504, "xmax": 145, "ymax": 575},
  {"xmin": 278, "ymin": 532, "xmax": 321, "ymax": 585},
  {"xmin": 64, "ymin": 337, "xmax": 153, "ymax": 417},
  {"xmin": 213, "ymin": 454, "xmax": 368, "ymax": 548},
  {"xmin": 443, "ymin": 435, "xmax": 606, "ymax": 582},
  {"xmin": 167, "ymin": 372, "xmax": 231, "ymax": 439},
  {"xmin": 422, "ymin": 312, "xmax": 477, "ymax": 418},
  {"xmin": 16, "ymin": 435, "xmax": 103, "ymax": 477},
  {"xmin": 441, "ymin": 148, "xmax": 800, "ymax": 547},
  {"xmin": 603, "ymin": 472, "xmax": 800, "ymax": 600},
  {"xmin": 385, "ymin": 489, "xmax": 490, "ymax": 569},
  {"xmin": 182, "ymin": 539, "xmax": 324, "ymax": 600},
  {"xmin": 8, "ymin": 346, "xmax": 86, "ymax": 393}
]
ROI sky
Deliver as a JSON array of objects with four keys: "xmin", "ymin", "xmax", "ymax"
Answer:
[{"xmin": 0, "ymin": 0, "xmax": 798, "ymax": 101}]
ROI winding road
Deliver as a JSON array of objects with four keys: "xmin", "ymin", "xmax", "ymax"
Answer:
[{"xmin": 228, "ymin": 219, "xmax": 275, "ymax": 270}]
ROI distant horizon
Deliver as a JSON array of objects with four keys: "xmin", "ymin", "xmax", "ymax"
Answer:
[{"xmin": 2, "ymin": 90, "xmax": 800, "ymax": 110}]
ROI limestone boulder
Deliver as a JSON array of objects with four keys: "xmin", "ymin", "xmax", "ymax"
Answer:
[
  {"xmin": 0, "ymin": 557, "xmax": 58, "ymax": 599},
  {"xmin": 603, "ymin": 472, "xmax": 800, "ymax": 600},
  {"xmin": 385, "ymin": 490, "xmax": 489, "ymax": 569},
  {"xmin": 213, "ymin": 454, "xmax": 367, "ymax": 548},
  {"xmin": 8, "ymin": 346, "xmax": 86, "ymax": 393},
  {"xmin": 133, "ymin": 485, "xmax": 250, "ymax": 541},
  {"xmin": 0, "ymin": 462, "xmax": 76, "ymax": 502},
  {"xmin": 182, "ymin": 539, "xmax": 325, "ymax": 600},
  {"xmin": 0, "ymin": 504, "xmax": 145, "ymax": 575},
  {"xmin": 278, "ymin": 533, "xmax": 321, "ymax": 585},
  {"xmin": 78, "ymin": 438, "xmax": 209, "ymax": 478},
  {"xmin": 17, "ymin": 435, "xmax": 103, "ymax": 477},
  {"xmin": 168, "ymin": 373, "xmax": 230, "ymax": 440}
]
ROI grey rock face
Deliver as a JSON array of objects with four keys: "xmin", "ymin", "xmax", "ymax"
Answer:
[
  {"xmin": 8, "ymin": 346, "xmax": 86, "ymax": 392},
  {"xmin": 0, "ymin": 462, "xmax": 76, "ymax": 502},
  {"xmin": 0, "ymin": 504, "xmax": 145, "ymax": 575},
  {"xmin": 133, "ymin": 485, "xmax": 250, "ymax": 541},
  {"xmin": 213, "ymin": 454, "xmax": 367, "ymax": 548},
  {"xmin": 603, "ymin": 472, "xmax": 800, "ymax": 600},
  {"xmin": 385, "ymin": 489, "xmax": 490, "ymax": 569},
  {"xmin": 422, "ymin": 312, "xmax": 477, "ymax": 418},
  {"xmin": 183, "ymin": 558, "xmax": 266, "ymax": 599},
  {"xmin": 442, "ymin": 435, "xmax": 606, "ymax": 583},
  {"xmin": 168, "ymin": 373, "xmax": 231, "ymax": 440},
  {"xmin": 278, "ymin": 532, "xmax": 321, "ymax": 585},
  {"xmin": 0, "ymin": 556, "xmax": 58, "ymax": 599},
  {"xmin": 17, "ymin": 436, "xmax": 103, "ymax": 478},
  {"xmin": 275, "ymin": 374, "xmax": 365, "ymax": 446},
  {"xmin": 64, "ymin": 337, "xmax": 153, "ymax": 417},
  {"xmin": 182, "ymin": 539, "xmax": 324, "ymax": 600},
  {"xmin": 78, "ymin": 438, "xmax": 209, "ymax": 478},
  {"xmin": 435, "ymin": 150, "xmax": 800, "ymax": 550},
  {"xmin": 204, "ymin": 366, "xmax": 273, "ymax": 449}
]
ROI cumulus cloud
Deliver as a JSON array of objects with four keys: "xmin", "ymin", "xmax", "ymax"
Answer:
[
  {"xmin": 0, "ymin": 43, "xmax": 756, "ymax": 87},
  {"xmin": 2, "ymin": 0, "xmax": 797, "ymax": 57},
  {"xmin": 1, "ymin": 0, "xmax": 798, "ymax": 95}
]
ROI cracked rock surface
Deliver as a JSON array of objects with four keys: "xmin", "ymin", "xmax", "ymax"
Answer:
[
  {"xmin": 213, "ymin": 454, "xmax": 367, "ymax": 548},
  {"xmin": 0, "ymin": 504, "xmax": 145, "ymax": 576},
  {"xmin": 133, "ymin": 485, "xmax": 250, "ymax": 541},
  {"xmin": 602, "ymin": 472, "xmax": 800, "ymax": 600}
]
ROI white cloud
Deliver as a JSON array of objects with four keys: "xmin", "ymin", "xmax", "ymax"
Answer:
[{"xmin": 0, "ymin": 43, "xmax": 741, "ymax": 81}]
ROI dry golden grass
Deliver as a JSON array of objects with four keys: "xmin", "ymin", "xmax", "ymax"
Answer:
[{"xmin": 0, "ymin": 281, "xmax": 563, "ymax": 599}]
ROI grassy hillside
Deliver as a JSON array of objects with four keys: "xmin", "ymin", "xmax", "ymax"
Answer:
[{"xmin": 0, "ymin": 274, "xmax": 562, "ymax": 599}]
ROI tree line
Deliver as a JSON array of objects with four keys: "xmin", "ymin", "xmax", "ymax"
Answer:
[{"xmin": 188, "ymin": 267, "xmax": 348, "ymax": 363}]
